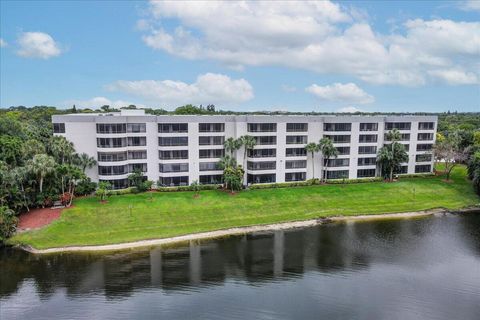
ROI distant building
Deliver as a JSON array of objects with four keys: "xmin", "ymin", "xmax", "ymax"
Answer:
[{"xmin": 52, "ymin": 110, "xmax": 437, "ymax": 189}]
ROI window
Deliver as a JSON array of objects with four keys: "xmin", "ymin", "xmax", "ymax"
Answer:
[
  {"xmin": 357, "ymin": 168, "xmax": 376, "ymax": 178},
  {"xmin": 159, "ymin": 176, "xmax": 189, "ymax": 187},
  {"xmin": 415, "ymin": 164, "xmax": 432, "ymax": 173},
  {"xmin": 254, "ymin": 136, "xmax": 277, "ymax": 145},
  {"xmin": 324, "ymin": 135, "xmax": 351, "ymax": 143},
  {"xmin": 416, "ymin": 143, "xmax": 433, "ymax": 151},
  {"xmin": 247, "ymin": 161, "xmax": 276, "ymax": 170},
  {"xmin": 358, "ymin": 157, "xmax": 376, "ymax": 166},
  {"xmin": 98, "ymin": 165, "xmax": 127, "ymax": 176},
  {"xmin": 158, "ymin": 137, "xmax": 188, "ymax": 146},
  {"xmin": 286, "ymin": 135, "xmax": 307, "ymax": 144},
  {"xmin": 97, "ymin": 138, "xmax": 127, "ymax": 148},
  {"xmin": 336, "ymin": 147, "xmax": 350, "ymax": 155},
  {"xmin": 358, "ymin": 146, "xmax": 377, "ymax": 154},
  {"xmin": 416, "ymin": 154, "xmax": 432, "ymax": 162},
  {"xmin": 327, "ymin": 170, "xmax": 349, "ymax": 179},
  {"xmin": 330, "ymin": 158, "xmax": 350, "ymax": 167},
  {"xmin": 285, "ymin": 172, "xmax": 306, "ymax": 182},
  {"xmin": 128, "ymin": 151, "xmax": 147, "ymax": 159},
  {"xmin": 199, "ymin": 123, "xmax": 224, "ymax": 132},
  {"xmin": 129, "ymin": 163, "xmax": 147, "ymax": 173},
  {"xmin": 359, "ymin": 134, "xmax": 378, "ymax": 143},
  {"xmin": 360, "ymin": 123, "xmax": 378, "ymax": 131},
  {"xmin": 199, "ymin": 162, "xmax": 222, "ymax": 171},
  {"xmin": 418, "ymin": 122, "xmax": 434, "ymax": 130},
  {"xmin": 395, "ymin": 166, "xmax": 408, "ymax": 174},
  {"xmin": 158, "ymin": 123, "xmax": 188, "ymax": 133},
  {"xmin": 96, "ymin": 124, "xmax": 126, "ymax": 134},
  {"xmin": 247, "ymin": 123, "xmax": 277, "ymax": 132},
  {"xmin": 127, "ymin": 123, "xmax": 146, "ymax": 133},
  {"xmin": 53, "ymin": 123, "xmax": 65, "ymax": 133},
  {"xmin": 199, "ymin": 149, "xmax": 225, "ymax": 159},
  {"xmin": 159, "ymin": 163, "xmax": 189, "ymax": 173},
  {"xmin": 100, "ymin": 179, "xmax": 129, "ymax": 190},
  {"xmin": 385, "ymin": 122, "xmax": 411, "ymax": 130},
  {"xmin": 418, "ymin": 133, "xmax": 434, "ymax": 141},
  {"xmin": 200, "ymin": 174, "xmax": 223, "ymax": 184},
  {"xmin": 97, "ymin": 152, "xmax": 127, "ymax": 162},
  {"xmin": 285, "ymin": 160, "xmax": 307, "ymax": 169},
  {"xmin": 159, "ymin": 150, "xmax": 188, "ymax": 160},
  {"xmin": 324, "ymin": 123, "xmax": 351, "ymax": 132},
  {"xmin": 248, "ymin": 148, "xmax": 276, "ymax": 158},
  {"xmin": 285, "ymin": 148, "xmax": 306, "ymax": 157},
  {"xmin": 128, "ymin": 136, "xmax": 146, "ymax": 146},
  {"xmin": 385, "ymin": 133, "xmax": 410, "ymax": 141},
  {"xmin": 286, "ymin": 123, "xmax": 308, "ymax": 132},
  {"xmin": 247, "ymin": 173, "xmax": 276, "ymax": 184},
  {"xmin": 199, "ymin": 136, "xmax": 225, "ymax": 145}
]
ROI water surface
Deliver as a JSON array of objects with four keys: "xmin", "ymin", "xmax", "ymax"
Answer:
[{"xmin": 1, "ymin": 212, "xmax": 480, "ymax": 319}]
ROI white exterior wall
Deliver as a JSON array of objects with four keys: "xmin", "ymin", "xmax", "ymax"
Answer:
[{"xmin": 52, "ymin": 111, "xmax": 437, "ymax": 188}]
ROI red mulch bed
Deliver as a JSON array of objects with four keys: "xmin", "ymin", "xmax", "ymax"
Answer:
[{"xmin": 18, "ymin": 207, "xmax": 64, "ymax": 230}]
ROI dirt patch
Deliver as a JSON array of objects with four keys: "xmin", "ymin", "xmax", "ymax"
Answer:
[{"xmin": 18, "ymin": 207, "xmax": 64, "ymax": 230}]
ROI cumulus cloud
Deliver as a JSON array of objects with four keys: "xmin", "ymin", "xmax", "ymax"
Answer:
[
  {"xmin": 428, "ymin": 69, "xmax": 479, "ymax": 85},
  {"xmin": 0, "ymin": 38, "xmax": 7, "ymax": 47},
  {"xmin": 460, "ymin": 0, "xmax": 480, "ymax": 12},
  {"xmin": 63, "ymin": 97, "xmax": 144, "ymax": 109},
  {"xmin": 337, "ymin": 106, "xmax": 364, "ymax": 113},
  {"xmin": 16, "ymin": 32, "xmax": 62, "ymax": 59},
  {"xmin": 106, "ymin": 73, "xmax": 254, "ymax": 107},
  {"xmin": 306, "ymin": 82, "xmax": 375, "ymax": 104},
  {"xmin": 139, "ymin": 1, "xmax": 480, "ymax": 86}
]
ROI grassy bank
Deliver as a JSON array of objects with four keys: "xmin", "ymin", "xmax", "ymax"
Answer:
[{"xmin": 10, "ymin": 166, "xmax": 479, "ymax": 249}]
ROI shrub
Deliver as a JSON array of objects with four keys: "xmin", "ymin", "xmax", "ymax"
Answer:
[
  {"xmin": 157, "ymin": 184, "xmax": 221, "ymax": 192},
  {"xmin": 0, "ymin": 206, "xmax": 18, "ymax": 242},
  {"xmin": 110, "ymin": 187, "xmax": 136, "ymax": 195},
  {"xmin": 75, "ymin": 178, "xmax": 97, "ymax": 196}
]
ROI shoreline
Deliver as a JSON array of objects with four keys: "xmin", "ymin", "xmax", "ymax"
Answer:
[{"xmin": 19, "ymin": 207, "xmax": 479, "ymax": 254}]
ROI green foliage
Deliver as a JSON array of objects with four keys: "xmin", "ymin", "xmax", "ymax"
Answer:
[
  {"xmin": 128, "ymin": 169, "xmax": 150, "ymax": 192},
  {"xmin": 467, "ymin": 152, "xmax": 480, "ymax": 195},
  {"xmin": 224, "ymin": 166, "xmax": 244, "ymax": 192},
  {"xmin": 0, "ymin": 206, "xmax": 18, "ymax": 242},
  {"xmin": 377, "ymin": 131, "xmax": 409, "ymax": 181},
  {"xmin": 157, "ymin": 184, "xmax": 220, "ymax": 192},
  {"xmin": 75, "ymin": 178, "xmax": 97, "ymax": 196},
  {"xmin": 96, "ymin": 182, "xmax": 112, "ymax": 201}
]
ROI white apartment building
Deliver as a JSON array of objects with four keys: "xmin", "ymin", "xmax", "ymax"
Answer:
[{"xmin": 52, "ymin": 110, "xmax": 437, "ymax": 189}]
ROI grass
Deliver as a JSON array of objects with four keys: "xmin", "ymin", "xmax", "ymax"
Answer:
[{"xmin": 10, "ymin": 165, "xmax": 479, "ymax": 249}]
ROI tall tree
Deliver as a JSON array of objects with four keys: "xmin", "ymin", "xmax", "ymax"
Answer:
[
  {"xmin": 305, "ymin": 142, "xmax": 320, "ymax": 180},
  {"xmin": 26, "ymin": 154, "xmax": 56, "ymax": 193},
  {"xmin": 240, "ymin": 135, "xmax": 256, "ymax": 183},
  {"xmin": 319, "ymin": 137, "xmax": 339, "ymax": 183},
  {"xmin": 49, "ymin": 136, "xmax": 75, "ymax": 164},
  {"xmin": 377, "ymin": 141, "xmax": 408, "ymax": 181},
  {"xmin": 77, "ymin": 153, "xmax": 97, "ymax": 173},
  {"xmin": 224, "ymin": 137, "xmax": 242, "ymax": 158},
  {"xmin": 434, "ymin": 132, "xmax": 467, "ymax": 181}
]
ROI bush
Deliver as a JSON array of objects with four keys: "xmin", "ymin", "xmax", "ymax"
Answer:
[
  {"xmin": 326, "ymin": 177, "xmax": 383, "ymax": 184},
  {"xmin": 157, "ymin": 184, "xmax": 221, "ymax": 192},
  {"xmin": 397, "ymin": 173, "xmax": 435, "ymax": 179},
  {"xmin": 0, "ymin": 206, "xmax": 18, "ymax": 242},
  {"xmin": 75, "ymin": 178, "xmax": 97, "ymax": 196},
  {"xmin": 110, "ymin": 187, "xmax": 136, "ymax": 195}
]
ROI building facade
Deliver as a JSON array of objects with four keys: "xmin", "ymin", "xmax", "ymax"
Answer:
[{"xmin": 52, "ymin": 110, "xmax": 437, "ymax": 189}]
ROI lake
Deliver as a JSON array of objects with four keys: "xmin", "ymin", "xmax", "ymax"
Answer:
[{"xmin": 1, "ymin": 212, "xmax": 480, "ymax": 320}]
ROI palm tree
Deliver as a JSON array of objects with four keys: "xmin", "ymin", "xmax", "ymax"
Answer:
[
  {"xmin": 49, "ymin": 136, "xmax": 75, "ymax": 164},
  {"xmin": 224, "ymin": 137, "xmax": 242, "ymax": 158},
  {"xmin": 27, "ymin": 154, "xmax": 56, "ymax": 193},
  {"xmin": 305, "ymin": 142, "xmax": 320, "ymax": 180},
  {"xmin": 377, "ymin": 142, "xmax": 409, "ymax": 181},
  {"xmin": 386, "ymin": 128, "xmax": 402, "ymax": 153},
  {"xmin": 240, "ymin": 135, "xmax": 256, "ymax": 183},
  {"xmin": 77, "ymin": 153, "xmax": 97, "ymax": 173},
  {"xmin": 218, "ymin": 155, "xmax": 237, "ymax": 170},
  {"xmin": 319, "ymin": 137, "xmax": 339, "ymax": 183}
]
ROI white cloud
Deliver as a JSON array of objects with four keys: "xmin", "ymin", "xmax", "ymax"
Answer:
[
  {"xmin": 460, "ymin": 0, "xmax": 480, "ymax": 12},
  {"xmin": 16, "ymin": 32, "xmax": 62, "ymax": 59},
  {"xmin": 106, "ymin": 73, "xmax": 254, "ymax": 107},
  {"xmin": 139, "ymin": 1, "xmax": 480, "ymax": 86},
  {"xmin": 337, "ymin": 106, "xmax": 364, "ymax": 113},
  {"xmin": 0, "ymin": 38, "xmax": 7, "ymax": 47},
  {"xmin": 63, "ymin": 97, "xmax": 144, "ymax": 109},
  {"xmin": 306, "ymin": 82, "xmax": 375, "ymax": 104},
  {"xmin": 428, "ymin": 69, "xmax": 479, "ymax": 85}
]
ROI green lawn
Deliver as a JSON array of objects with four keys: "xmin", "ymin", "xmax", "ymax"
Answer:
[{"xmin": 10, "ymin": 165, "xmax": 479, "ymax": 249}]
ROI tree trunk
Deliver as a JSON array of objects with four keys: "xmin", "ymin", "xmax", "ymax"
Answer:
[
  {"xmin": 311, "ymin": 153, "xmax": 315, "ymax": 180},
  {"xmin": 39, "ymin": 176, "xmax": 44, "ymax": 193},
  {"xmin": 390, "ymin": 167, "xmax": 393, "ymax": 181},
  {"xmin": 68, "ymin": 185, "xmax": 75, "ymax": 207}
]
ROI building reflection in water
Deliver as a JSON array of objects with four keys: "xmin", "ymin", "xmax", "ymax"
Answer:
[{"xmin": 1, "ymin": 213, "xmax": 479, "ymax": 301}]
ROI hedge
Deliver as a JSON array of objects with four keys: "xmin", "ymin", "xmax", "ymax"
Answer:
[{"xmin": 156, "ymin": 184, "xmax": 221, "ymax": 192}]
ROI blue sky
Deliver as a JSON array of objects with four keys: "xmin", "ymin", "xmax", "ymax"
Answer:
[{"xmin": 0, "ymin": 0, "xmax": 479, "ymax": 112}]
